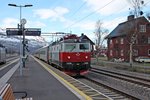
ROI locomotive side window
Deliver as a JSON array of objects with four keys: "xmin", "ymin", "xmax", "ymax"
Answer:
[
  {"xmin": 64, "ymin": 44, "xmax": 76, "ymax": 52},
  {"xmin": 79, "ymin": 43, "xmax": 89, "ymax": 51}
]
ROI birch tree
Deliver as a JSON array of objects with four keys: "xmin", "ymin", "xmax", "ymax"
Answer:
[{"xmin": 95, "ymin": 20, "xmax": 108, "ymax": 61}]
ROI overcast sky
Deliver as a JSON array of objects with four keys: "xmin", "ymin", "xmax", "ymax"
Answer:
[{"xmin": 0, "ymin": 0, "xmax": 150, "ymax": 43}]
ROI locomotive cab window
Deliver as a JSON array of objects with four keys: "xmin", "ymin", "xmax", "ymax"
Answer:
[{"xmin": 79, "ymin": 43, "xmax": 89, "ymax": 51}]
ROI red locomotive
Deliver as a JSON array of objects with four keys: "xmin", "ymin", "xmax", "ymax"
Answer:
[{"xmin": 35, "ymin": 34, "xmax": 93, "ymax": 76}]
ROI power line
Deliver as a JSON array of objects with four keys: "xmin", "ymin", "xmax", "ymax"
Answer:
[
  {"xmin": 144, "ymin": 0, "xmax": 150, "ymax": 5},
  {"xmin": 69, "ymin": 1, "xmax": 86, "ymax": 17},
  {"xmin": 102, "ymin": 5, "xmax": 129, "ymax": 28},
  {"xmin": 65, "ymin": 0, "xmax": 115, "ymax": 30},
  {"xmin": 103, "ymin": 1, "xmax": 148, "ymax": 31}
]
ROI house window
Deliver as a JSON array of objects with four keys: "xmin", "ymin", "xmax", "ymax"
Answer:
[
  {"xmin": 120, "ymin": 38, "xmax": 124, "ymax": 44},
  {"xmin": 110, "ymin": 39, "xmax": 113, "ymax": 44},
  {"xmin": 141, "ymin": 35, "xmax": 147, "ymax": 44},
  {"xmin": 133, "ymin": 49, "xmax": 138, "ymax": 56},
  {"xmin": 110, "ymin": 50, "xmax": 113, "ymax": 56},
  {"xmin": 139, "ymin": 25, "xmax": 146, "ymax": 32},
  {"xmin": 116, "ymin": 39, "xmax": 118, "ymax": 44},
  {"xmin": 121, "ymin": 50, "xmax": 124, "ymax": 56},
  {"xmin": 148, "ymin": 49, "xmax": 150, "ymax": 56},
  {"xmin": 148, "ymin": 37, "xmax": 150, "ymax": 44}
]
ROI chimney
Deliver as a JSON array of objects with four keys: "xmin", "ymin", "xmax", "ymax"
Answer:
[
  {"xmin": 81, "ymin": 33, "xmax": 84, "ymax": 36},
  {"xmin": 127, "ymin": 15, "xmax": 134, "ymax": 21}
]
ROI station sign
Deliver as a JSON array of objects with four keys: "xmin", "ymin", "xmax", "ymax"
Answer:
[
  {"xmin": 6, "ymin": 28, "xmax": 20, "ymax": 35},
  {"xmin": 25, "ymin": 28, "xmax": 41, "ymax": 36},
  {"xmin": 6, "ymin": 28, "xmax": 41, "ymax": 36}
]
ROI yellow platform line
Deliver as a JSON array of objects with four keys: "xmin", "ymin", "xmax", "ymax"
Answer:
[{"xmin": 33, "ymin": 56, "xmax": 92, "ymax": 100}]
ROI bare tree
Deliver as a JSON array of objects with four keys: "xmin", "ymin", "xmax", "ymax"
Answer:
[
  {"xmin": 119, "ymin": 19, "xmax": 137, "ymax": 63},
  {"xmin": 127, "ymin": 0, "xmax": 144, "ymax": 67},
  {"xmin": 94, "ymin": 20, "xmax": 108, "ymax": 61}
]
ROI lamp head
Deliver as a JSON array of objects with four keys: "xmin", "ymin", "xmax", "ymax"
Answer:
[
  {"xmin": 25, "ymin": 5, "xmax": 33, "ymax": 7},
  {"xmin": 8, "ymin": 4, "xmax": 17, "ymax": 7}
]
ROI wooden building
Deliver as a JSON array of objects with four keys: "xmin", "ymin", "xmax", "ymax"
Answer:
[{"xmin": 106, "ymin": 15, "xmax": 150, "ymax": 61}]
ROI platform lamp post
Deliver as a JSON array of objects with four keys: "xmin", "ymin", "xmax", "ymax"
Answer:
[
  {"xmin": 8, "ymin": 4, "xmax": 33, "ymax": 27},
  {"xmin": 8, "ymin": 4, "xmax": 33, "ymax": 69}
]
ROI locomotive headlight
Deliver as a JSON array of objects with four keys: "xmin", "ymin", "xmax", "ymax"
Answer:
[
  {"xmin": 85, "ymin": 56, "xmax": 88, "ymax": 59},
  {"xmin": 67, "ymin": 56, "xmax": 71, "ymax": 59}
]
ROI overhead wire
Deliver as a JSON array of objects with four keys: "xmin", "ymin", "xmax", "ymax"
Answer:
[
  {"xmin": 143, "ymin": 0, "xmax": 150, "ymax": 5},
  {"xmin": 104, "ymin": 0, "xmax": 150, "ymax": 32},
  {"xmin": 69, "ymin": 1, "xmax": 87, "ymax": 17},
  {"xmin": 102, "ymin": 4, "xmax": 129, "ymax": 28},
  {"xmin": 65, "ymin": 0, "xmax": 115, "ymax": 30},
  {"xmin": 68, "ymin": 0, "xmax": 150, "ymax": 32}
]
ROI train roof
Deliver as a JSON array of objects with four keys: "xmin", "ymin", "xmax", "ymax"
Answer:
[
  {"xmin": 50, "ymin": 34, "xmax": 95, "ymax": 46},
  {"xmin": 34, "ymin": 45, "xmax": 48, "ymax": 52}
]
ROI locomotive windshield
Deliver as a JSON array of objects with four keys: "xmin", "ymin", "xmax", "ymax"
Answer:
[
  {"xmin": 64, "ymin": 43, "xmax": 90, "ymax": 52},
  {"xmin": 64, "ymin": 44, "xmax": 76, "ymax": 52}
]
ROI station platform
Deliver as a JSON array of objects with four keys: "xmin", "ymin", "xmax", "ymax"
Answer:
[{"xmin": 7, "ymin": 56, "xmax": 84, "ymax": 100}]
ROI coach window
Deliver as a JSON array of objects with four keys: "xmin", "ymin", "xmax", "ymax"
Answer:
[
  {"xmin": 60, "ymin": 44, "xmax": 62, "ymax": 51},
  {"xmin": 57, "ymin": 45, "xmax": 59, "ymax": 51},
  {"xmin": 79, "ymin": 43, "xmax": 89, "ymax": 51}
]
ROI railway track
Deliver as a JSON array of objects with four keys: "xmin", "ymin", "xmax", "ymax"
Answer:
[
  {"xmin": 39, "ymin": 60, "xmax": 114, "ymax": 100},
  {"xmin": 0, "ymin": 56, "xmax": 19, "ymax": 68},
  {"xmin": 86, "ymin": 67, "xmax": 150, "ymax": 100},
  {"xmin": 36, "ymin": 58, "xmax": 150, "ymax": 99},
  {"xmin": 46, "ymin": 63, "xmax": 122, "ymax": 99},
  {"xmin": 78, "ymin": 77, "xmax": 134, "ymax": 100},
  {"xmin": 91, "ymin": 67, "xmax": 150, "ymax": 88},
  {"xmin": 6, "ymin": 56, "xmax": 19, "ymax": 62}
]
